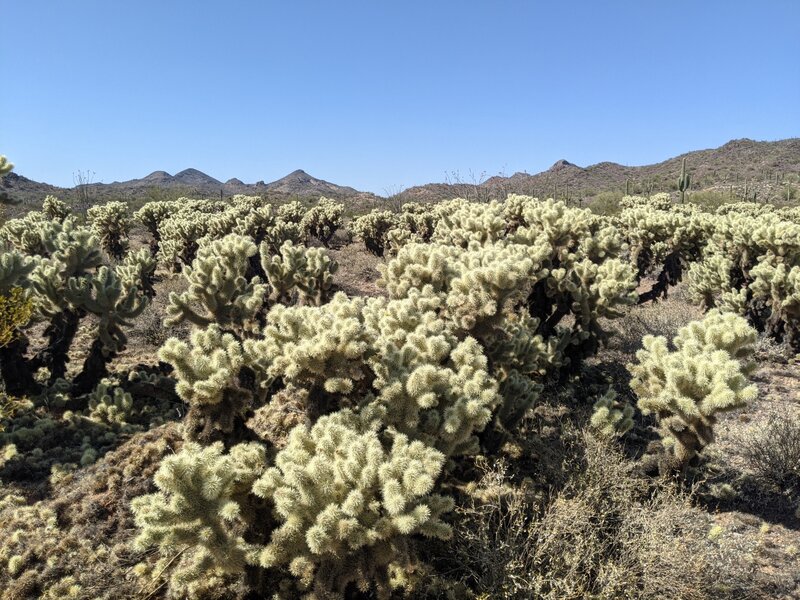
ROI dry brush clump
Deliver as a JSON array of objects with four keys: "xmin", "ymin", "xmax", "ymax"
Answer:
[
  {"xmin": 443, "ymin": 433, "xmax": 758, "ymax": 600},
  {"xmin": 739, "ymin": 410, "xmax": 800, "ymax": 496}
]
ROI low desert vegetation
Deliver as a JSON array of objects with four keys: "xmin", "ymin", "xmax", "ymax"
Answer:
[{"xmin": 1, "ymin": 154, "xmax": 799, "ymax": 599}]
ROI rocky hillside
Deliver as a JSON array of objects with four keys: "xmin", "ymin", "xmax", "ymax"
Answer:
[
  {"xmin": 401, "ymin": 138, "xmax": 800, "ymax": 202},
  {"xmin": 3, "ymin": 138, "xmax": 799, "ymax": 211},
  {"xmin": 0, "ymin": 167, "xmax": 377, "ymax": 212}
]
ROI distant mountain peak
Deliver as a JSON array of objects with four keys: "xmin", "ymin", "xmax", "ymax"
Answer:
[
  {"xmin": 279, "ymin": 169, "xmax": 314, "ymax": 182},
  {"xmin": 548, "ymin": 159, "xmax": 579, "ymax": 171},
  {"xmin": 142, "ymin": 170, "xmax": 172, "ymax": 182},
  {"xmin": 172, "ymin": 168, "xmax": 222, "ymax": 186},
  {"xmin": 266, "ymin": 169, "xmax": 359, "ymax": 197}
]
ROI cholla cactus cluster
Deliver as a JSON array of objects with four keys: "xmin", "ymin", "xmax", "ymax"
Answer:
[
  {"xmin": 132, "ymin": 194, "xmax": 650, "ymax": 597},
  {"xmin": 686, "ymin": 207, "xmax": 800, "ymax": 349},
  {"xmin": 131, "ymin": 441, "xmax": 268, "ymax": 595},
  {"xmin": 137, "ymin": 195, "xmax": 342, "ymax": 272},
  {"xmin": 590, "ymin": 390, "xmax": 634, "ymax": 438},
  {"xmin": 0, "ymin": 155, "xmax": 13, "ymax": 177},
  {"xmin": 4, "ymin": 176, "xmax": 788, "ymax": 599},
  {"xmin": 630, "ymin": 310, "xmax": 757, "ymax": 468},
  {"xmin": 263, "ymin": 240, "xmax": 338, "ymax": 306},
  {"xmin": 252, "ymin": 410, "xmax": 453, "ymax": 595},
  {"xmin": 42, "ymin": 195, "xmax": 71, "ymax": 221},
  {"xmin": 616, "ymin": 194, "xmax": 711, "ymax": 302},
  {"xmin": 0, "ymin": 204, "xmax": 152, "ymax": 397},
  {"xmin": 85, "ymin": 379, "xmax": 135, "ymax": 426},
  {"xmin": 299, "ymin": 196, "xmax": 344, "ymax": 247},
  {"xmin": 350, "ymin": 202, "xmax": 440, "ymax": 257},
  {"xmin": 381, "ymin": 196, "xmax": 638, "ymax": 376},
  {"xmin": 86, "ymin": 200, "xmax": 131, "ymax": 259},
  {"xmin": 350, "ymin": 210, "xmax": 399, "ymax": 256}
]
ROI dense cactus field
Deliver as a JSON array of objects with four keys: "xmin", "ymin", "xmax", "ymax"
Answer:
[{"xmin": 1, "ymin": 155, "xmax": 800, "ymax": 599}]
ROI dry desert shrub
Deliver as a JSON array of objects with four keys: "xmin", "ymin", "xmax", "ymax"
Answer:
[
  {"xmin": 739, "ymin": 411, "xmax": 800, "ymax": 496},
  {"xmin": 445, "ymin": 432, "xmax": 759, "ymax": 600},
  {"xmin": 605, "ymin": 287, "xmax": 704, "ymax": 358}
]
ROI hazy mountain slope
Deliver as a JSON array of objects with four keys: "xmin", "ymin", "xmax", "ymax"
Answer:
[
  {"xmin": 401, "ymin": 138, "xmax": 800, "ymax": 202},
  {"xmin": 0, "ymin": 168, "xmax": 376, "ymax": 213},
  {"xmin": 3, "ymin": 138, "xmax": 798, "ymax": 211}
]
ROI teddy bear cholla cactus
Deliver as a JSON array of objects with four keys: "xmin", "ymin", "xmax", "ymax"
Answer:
[
  {"xmin": 135, "ymin": 196, "xmax": 645, "ymax": 597},
  {"xmin": 165, "ymin": 234, "xmax": 269, "ymax": 334},
  {"xmin": 253, "ymin": 409, "xmax": 453, "ymax": 596},
  {"xmin": 299, "ymin": 197, "xmax": 344, "ymax": 247},
  {"xmin": 132, "ymin": 411, "xmax": 453, "ymax": 599},
  {"xmin": 134, "ymin": 200, "xmax": 177, "ymax": 250},
  {"xmin": 361, "ymin": 288, "xmax": 501, "ymax": 456},
  {"xmin": 243, "ymin": 293, "xmax": 371, "ymax": 402},
  {"xmin": 65, "ymin": 264, "xmax": 148, "ymax": 393},
  {"xmin": 159, "ymin": 325, "xmax": 258, "ymax": 442},
  {"xmin": 748, "ymin": 257, "xmax": 800, "ymax": 346},
  {"xmin": 617, "ymin": 201, "xmax": 710, "ymax": 303},
  {"xmin": 0, "ymin": 210, "xmax": 66, "ymax": 255},
  {"xmin": 0, "ymin": 224, "xmax": 103, "ymax": 392},
  {"xmin": 0, "ymin": 251, "xmax": 34, "ymax": 353},
  {"xmin": 619, "ymin": 192, "xmax": 673, "ymax": 211},
  {"xmin": 590, "ymin": 390, "xmax": 634, "ymax": 438},
  {"xmin": 144, "ymin": 285, "xmax": 503, "ymax": 595},
  {"xmin": 86, "ymin": 379, "xmax": 135, "ymax": 426},
  {"xmin": 0, "ymin": 250, "xmax": 33, "ymax": 295},
  {"xmin": 381, "ymin": 231, "xmax": 637, "ymax": 375},
  {"xmin": 686, "ymin": 253, "xmax": 734, "ymax": 310},
  {"xmin": 686, "ymin": 211, "xmax": 800, "ymax": 349},
  {"xmin": 157, "ymin": 211, "xmax": 214, "ymax": 271},
  {"xmin": 398, "ymin": 202, "xmax": 437, "ymax": 240},
  {"xmin": 431, "ymin": 199, "xmax": 508, "ymax": 247},
  {"xmin": 116, "ymin": 247, "xmax": 157, "ymax": 298},
  {"xmin": 144, "ymin": 196, "xmax": 321, "ymax": 272},
  {"xmin": 276, "ymin": 200, "xmax": 306, "ymax": 224},
  {"xmin": 86, "ymin": 200, "xmax": 131, "ymax": 259},
  {"xmin": 41, "ymin": 195, "xmax": 71, "ymax": 221},
  {"xmin": 715, "ymin": 201, "xmax": 774, "ymax": 217},
  {"xmin": 350, "ymin": 210, "xmax": 399, "ymax": 257},
  {"xmin": 630, "ymin": 310, "xmax": 757, "ymax": 469},
  {"xmin": 165, "ymin": 235, "xmax": 338, "ymax": 337},
  {"xmin": 263, "ymin": 240, "xmax": 337, "ymax": 306},
  {"xmin": 261, "ymin": 218, "xmax": 306, "ymax": 254},
  {"xmin": 131, "ymin": 441, "xmax": 268, "ymax": 597},
  {"xmin": 352, "ymin": 203, "xmax": 439, "ymax": 258},
  {"xmin": 377, "ymin": 200, "xmax": 638, "ymax": 432},
  {"xmin": 0, "ymin": 155, "xmax": 12, "ymax": 177},
  {"xmin": 0, "ymin": 218, "xmax": 150, "ymax": 397}
]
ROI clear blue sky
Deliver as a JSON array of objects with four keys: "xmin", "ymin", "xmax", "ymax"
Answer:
[{"xmin": 2, "ymin": 1, "xmax": 799, "ymax": 194}]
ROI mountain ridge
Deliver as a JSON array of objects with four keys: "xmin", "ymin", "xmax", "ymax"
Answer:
[
  {"xmin": 1, "ymin": 167, "xmax": 373, "ymax": 207},
  {"xmin": 399, "ymin": 137, "xmax": 800, "ymax": 202},
  {"xmin": 3, "ymin": 138, "xmax": 799, "ymax": 209}
]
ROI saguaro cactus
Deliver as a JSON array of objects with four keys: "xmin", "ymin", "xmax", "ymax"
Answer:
[{"xmin": 677, "ymin": 157, "xmax": 691, "ymax": 203}]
